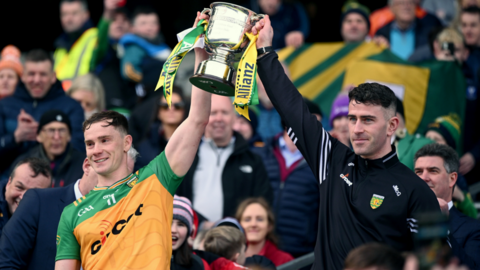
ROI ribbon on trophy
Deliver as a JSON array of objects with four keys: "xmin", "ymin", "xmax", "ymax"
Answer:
[
  {"xmin": 233, "ymin": 31, "xmax": 259, "ymax": 120},
  {"xmin": 155, "ymin": 19, "xmax": 208, "ymax": 106}
]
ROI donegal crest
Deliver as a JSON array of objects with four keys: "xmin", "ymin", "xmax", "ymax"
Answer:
[{"xmin": 370, "ymin": 194, "xmax": 384, "ymax": 209}]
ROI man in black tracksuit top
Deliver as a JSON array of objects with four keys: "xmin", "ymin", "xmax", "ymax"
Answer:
[{"xmin": 251, "ymin": 17, "xmax": 441, "ymax": 270}]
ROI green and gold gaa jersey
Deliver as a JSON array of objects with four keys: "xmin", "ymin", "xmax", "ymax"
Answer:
[{"xmin": 56, "ymin": 152, "xmax": 183, "ymax": 269}]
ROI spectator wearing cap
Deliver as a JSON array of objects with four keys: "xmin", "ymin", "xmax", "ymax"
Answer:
[
  {"xmin": 329, "ymin": 94, "xmax": 350, "ymax": 147},
  {"xmin": 252, "ymin": 99, "xmax": 321, "ymax": 259},
  {"xmin": 9, "ymin": 110, "xmax": 85, "ymax": 187},
  {"xmin": 0, "ymin": 157, "xmax": 51, "ymax": 236},
  {"xmin": 171, "ymin": 195, "xmax": 209, "ymax": 270},
  {"xmin": 0, "ymin": 49, "xmax": 85, "ymax": 174},
  {"xmin": 233, "ymin": 109, "xmax": 263, "ymax": 149},
  {"xmin": 0, "ymin": 45, "xmax": 23, "ymax": 100},
  {"xmin": 374, "ymin": 0, "xmax": 442, "ymax": 60},
  {"xmin": 341, "ymin": 1, "xmax": 371, "ymax": 43}
]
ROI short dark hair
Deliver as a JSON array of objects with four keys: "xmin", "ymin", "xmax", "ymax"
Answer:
[
  {"xmin": 10, "ymin": 157, "xmax": 52, "ymax": 181},
  {"xmin": 131, "ymin": 6, "xmax": 158, "ymax": 22},
  {"xmin": 462, "ymin": 6, "xmax": 480, "ymax": 19},
  {"xmin": 25, "ymin": 49, "xmax": 54, "ymax": 68},
  {"xmin": 60, "ymin": 0, "xmax": 88, "ymax": 10},
  {"xmin": 344, "ymin": 242, "xmax": 405, "ymax": 270},
  {"xmin": 348, "ymin": 82, "xmax": 397, "ymax": 116},
  {"xmin": 83, "ymin": 110, "xmax": 129, "ymax": 136},
  {"xmin": 414, "ymin": 143, "xmax": 459, "ymax": 174}
]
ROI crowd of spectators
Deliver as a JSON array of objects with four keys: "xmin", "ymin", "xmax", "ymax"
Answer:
[{"xmin": 0, "ymin": 0, "xmax": 479, "ymax": 269}]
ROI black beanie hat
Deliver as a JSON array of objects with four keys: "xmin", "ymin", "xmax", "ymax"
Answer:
[
  {"xmin": 37, "ymin": 110, "xmax": 72, "ymax": 134},
  {"xmin": 341, "ymin": 1, "xmax": 371, "ymax": 31}
]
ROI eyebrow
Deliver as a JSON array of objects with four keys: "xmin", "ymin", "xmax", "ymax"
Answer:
[
  {"xmin": 16, "ymin": 181, "xmax": 25, "ymax": 188},
  {"xmin": 347, "ymin": 114, "xmax": 377, "ymax": 119},
  {"xmin": 84, "ymin": 135, "xmax": 112, "ymax": 143},
  {"xmin": 414, "ymin": 166, "xmax": 441, "ymax": 171}
]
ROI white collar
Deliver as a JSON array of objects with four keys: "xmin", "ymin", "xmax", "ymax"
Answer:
[
  {"xmin": 448, "ymin": 201, "xmax": 453, "ymax": 210},
  {"xmin": 74, "ymin": 179, "xmax": 83, "ymax": 200}
]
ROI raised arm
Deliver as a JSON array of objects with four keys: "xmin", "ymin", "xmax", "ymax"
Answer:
[
  {"xmin": 55, "ymin": 259, "xmax": 81, "ymax": 270},
  {"xmin": 165, "ymin": 12, "xmax": 211, "ymax": 177},
  {"xmin": 252, "ymin": 16, "xmax": 334, "ymax": 183}
]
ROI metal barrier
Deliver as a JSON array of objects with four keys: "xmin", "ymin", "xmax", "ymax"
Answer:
[{"xmin": 277, "ymin": 252, "xmax": 314, "ymax": 270}]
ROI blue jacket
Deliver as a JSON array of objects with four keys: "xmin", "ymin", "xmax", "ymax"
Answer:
[
  {"xmin": 0, "ymin": 81, "xmax": 85, "ymax": 172},
  {"xmin": 252, "ymin": 136, "xmax": 319, "ymax": 256},
  {"xmin": 0, "ymin": 180, "xmax": 11, "ymax": 236},
  {"xmin": 449, "ymin": 206, "xmax": 480, "ymax": 270},
  {"xmin": 375, "ymin": 14, "xmax": 442, "ymax": 51},
  {"xmin": 0, "ymin": 184, "xmax": 76, "ymax": 270}
]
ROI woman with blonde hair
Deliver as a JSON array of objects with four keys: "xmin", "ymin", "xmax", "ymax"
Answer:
[
  {"xmin": 67, "ymin": 73, "xmax": 106, "ymax": 119},
  {"xmin": 235, "ymin": 198, "xmax": 293, "ymax": 266}
]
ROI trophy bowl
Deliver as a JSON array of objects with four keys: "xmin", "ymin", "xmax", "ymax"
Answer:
[{"xmin": 189, "ymin": 2, "xmax": 264, "ymax": 96}]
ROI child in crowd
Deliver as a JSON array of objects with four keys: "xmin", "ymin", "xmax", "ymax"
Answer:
[
  {"xmin": 118, "ymin": 6, "xmax": 171, "ymax": 87},
  {"xmin": 172, "ymin": 195, "xmax": 209, "ymax": 270},
  {"xmin": 203, "ymin": 226, "xmax": 247, "ymax": 266},
  {"xmin": 235, "ymin": 198, "xmax": 293, "ymax": 267}
]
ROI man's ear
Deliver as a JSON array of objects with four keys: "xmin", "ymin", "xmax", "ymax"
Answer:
[
  {"xmin": 449, "ymin": 172, "xmax": 458, "ymax": 188},
  {"xmin": 36, "ymin": 133, "xmax": 43, "ymax": 143},
  {"xmin": 82, "ymin": 158, "xmax": 90, "ymax": 175},
  {"xmin": 232, "ymin": 252, "xmax": 240, "ymax": 262},
  {"xmin": 124, "ymin": 134, "xmax": 132, "ymax": 152},
  {"xmin": 387, "ymin": 115, "xmax": 399, "ymax": 136}
]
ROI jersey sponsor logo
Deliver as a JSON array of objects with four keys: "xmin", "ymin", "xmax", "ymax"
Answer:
[
  {"xmin": 348, "ymin": 162, "xmax": 355, "ymax": 166},
  {"xmin": 91, "ymin": 204, "xmax": 144, "ymax": 255},
  {"xmin": 340, "ymin": 173, "xmax": 352, "ymax": 186},
  {"xmin": 370, "ymin": 194, "xmax": 385, "ymax": 209},
  {"xmin": 78, "ymin": 205, "xmax": 94, "ymax": 217},
  {"xmin": 239, "ymin": 165, "xmax": 253, "ymax": 173},
  {"xmin": 56, "ymin": 235, "xmax": 61, "ymax": 246},
  {"xmin": 393, "ymin": 185, "xmax": 401, "ymax": 196},
  {"xmin": 103, "ymin": 194, "xmax": 117, "ymax": 205}
]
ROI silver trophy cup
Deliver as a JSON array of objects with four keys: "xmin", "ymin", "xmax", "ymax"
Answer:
[{"xmin": 189, "ymin": 2, "xmax": 264, "ymax": 96}]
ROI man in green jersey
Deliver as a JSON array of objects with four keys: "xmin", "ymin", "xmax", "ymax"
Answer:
[{"xmin": 55, "ymin": 13, "xmax": 212, "ymax": 270}]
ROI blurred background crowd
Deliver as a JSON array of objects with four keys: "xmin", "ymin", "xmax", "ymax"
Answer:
[{"xmin": 0, "ymin": 0, "xmax": 480, "ymax": 269}]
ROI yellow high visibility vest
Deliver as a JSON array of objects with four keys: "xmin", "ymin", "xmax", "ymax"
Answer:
[{"xmin": 54, "ymin": 27, "xmax": 98, "ymax": 82}]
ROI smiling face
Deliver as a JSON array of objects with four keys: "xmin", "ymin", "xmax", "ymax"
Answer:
[
  {"xmin": 414, "ymin": 156, "xmax": 456, "ymax": 202},
  {"xmin": 341, "ymin": 13, "xmax": 368, "ymax": 42},
  {"xmin": 461, "ymin": 12, "xmax": 480, "ymax": 46},
  {"xmin": 22, "ymin": 60, "xmax": 56, "ymax": 99},
  {"xmin": 240, "ymin": 203, "xmax": 271, "ymax": 245},
  {"xmin": 171, "ymin": 219, "xmax": 189, "ymax": 251},
  {"xmin": 205, "ymin": 95, "xmax": 235, "ymax": 146},
  {"xmin": 348, "ymin": 101, "xmax": 397, "ymax": 159},
  {"xmin": 5, "ymin": 163, "xmax": 51, "ymax": 214},
  {"xmin": 84, "ymin": 120, "xmax": 131, "ymax": 183}
]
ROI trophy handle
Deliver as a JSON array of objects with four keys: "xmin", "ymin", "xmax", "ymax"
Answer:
[
  {"xmin": 250, "ymin": 14, "xmax": 265, "ymax": 24},
  {"xmin": 201, "ymin": 8, "xmax": 212, "ymax": 16}
]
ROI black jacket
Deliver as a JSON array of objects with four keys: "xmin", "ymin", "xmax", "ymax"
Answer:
[
  {"xmin": 176, "ymin": 132, "xmax": 272, "ymax": 219},
  {"xmin": 11, "ymin": 144, "xmax": 84, "ymax": 187},
  {"xmin": 257, "ymin": 52, "xmax": 440, "ymax": 270},
  {"xmin": 449, "ymin": 206, "xmax": 480, "ymax": 270},
  {"xmin": 0, "ymin": 184, "xmax": 76, "ymax": 270}
]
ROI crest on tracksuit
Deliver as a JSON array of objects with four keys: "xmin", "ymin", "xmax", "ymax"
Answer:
[{"xmin": 370, "ymin": 194, "xmax": 384, "ymax": 209}]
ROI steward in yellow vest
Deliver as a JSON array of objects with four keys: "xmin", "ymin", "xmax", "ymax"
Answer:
[{"xmin": 54, "ymin": 23, "xmax": 97, "ymax": 84}]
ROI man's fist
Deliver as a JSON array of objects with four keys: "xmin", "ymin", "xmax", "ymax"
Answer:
[{"xmin": 251, "ymin": 15, "xmax": 274, "ymax": 49}]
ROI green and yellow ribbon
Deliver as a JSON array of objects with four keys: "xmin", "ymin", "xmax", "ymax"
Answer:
[
  {"xmin": 233, "ymin": 32, "xmax": 259, "ymax": 120},
  {"xmin": 155, "ymin": 20, "xmax": 208, "ymax": 106}
]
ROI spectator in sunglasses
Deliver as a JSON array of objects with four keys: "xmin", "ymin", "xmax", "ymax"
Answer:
[{"xmin": 134, "ymin": 87, "xmax": 187, "ymax": 170}]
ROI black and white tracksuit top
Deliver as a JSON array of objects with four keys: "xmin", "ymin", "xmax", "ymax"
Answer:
[{"xmin": 257, "ymin": 52, "xmax": 441, "ymax": 270}]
